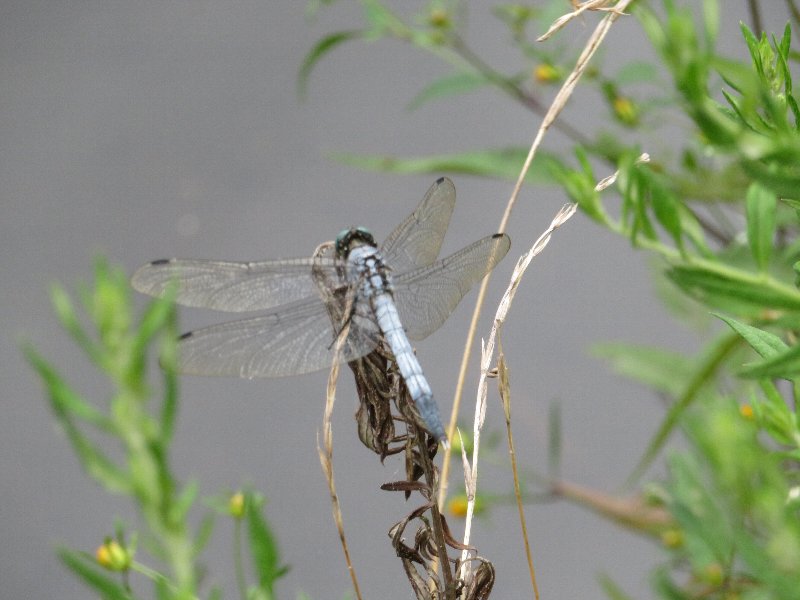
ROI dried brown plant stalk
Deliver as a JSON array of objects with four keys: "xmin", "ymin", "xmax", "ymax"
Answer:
[
  {"xmin": 318, "ymin": 274, "xmax": 363, "ymax": 600},
  {"xmin": 313, "ymin": 241, "xmax": 491, "ymax": 599}
]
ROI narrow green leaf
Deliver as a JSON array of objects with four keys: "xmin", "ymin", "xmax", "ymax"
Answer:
[
  {"xmin": 170, "ymin": 480, "xmax": 198, "ymax": 525},
  {"xmin": 739, "ymin": 22, "xmax": 764, "ymax": 78},
  {"xmin": 297, "ymin": 30, "xmax": 363, "ymax": 99},
  {"xmin": 787, "ymin": 94, "xmax": 800, "ymax": 131},
  {"xmin": 626, "ymin": 333, "xmax": 741, "ymax": 485},
  {"xmin": 756, "ymin": 381, "xmax": 797, "ymax": 446},
  {"xmin": 23, "ymin": 345, "xmax": 111, "ymax": 429},
  {"xmin": 57, "ymin": 548, "xmax": 133, "ymax": 600},
  {"xmin": 739, "ymin": 341, "xmax": 800, "ymax": 379},
  {"xmin": 407, "ymin": 72, "xmax": 490, "ymax": 111},
  {"xmin": 592, "ymin": 343, "xmax": 694, "ymax": 397},
  {"xmin": 547, "ymin": 156, "xmax": 609, "ymax": 225},
  {"xmin": 649, "ymin": 173, "xmax": 683, "ymax": 251},
  {"xmin": 331, "ymin": 146, "xmax": 554, "ymax": 182},
  {"xmin": 667, "ymin": 264, "xmax": 800, "ymax": 314},
  {"xmin": 193, "ymin": 512, "xmax": 216, "ymax": 556},
  {"xmin": 133, "ymin": 291, "xmax": 176, "ymax": 353},
  {"xmin": 246, "ymin": 493, "xmax": 288, "ymax": 593},
  {"xmin": 25, "ymin": 347, "xmax": 131, "ymax": 493},
  {"xmin": 714, "ymin": 313, "xmax": 787, "ymax": 358},
  {"xmin": 702, "ymin": 0, "xmax": 719, "ymax": 45},
  {"xmin": 745, "ymin": 182, "xmax": 777, "ymax": 271},
  {"xmin": 51, "ymin": 283, "xmax": 103, "ymax": 365},
  {"xmin": 741, "ymin": 159, "xmax": 800, "ymax": 201}
]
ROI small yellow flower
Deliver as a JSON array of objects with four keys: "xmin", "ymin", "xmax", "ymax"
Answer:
[
  {"xmin": 739, "ymin": 404, "xmax": 755, "ymax": 420},
  {"xmin": 447, "ymin": 494, "xmax": 487, "ymax": 518},
  {"xmin": 533, "ymin": 63, "xmax": 560, "ymax": 84},
  {"xmin": 95, "ymin": 539, "xmax": 131, "ymax": 571},
  {"xmin": 447, "ymin": 494, "xmax": 469, "ymax": 518},
  {"xmin": 229, "ymin": 492, "xmax": 245, "ymax": 519},
  {"xmin": 660, "ymin": 528, "xmax": 683, "ymax": 548}
]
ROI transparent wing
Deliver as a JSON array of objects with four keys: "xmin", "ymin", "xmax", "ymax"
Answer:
[
  {"xmin": 380, "ymin": 177, "xmax": 456, "ymax": 272},
  {"xmin": 176, "ymin": 296, "xmax": 382, "ymax": 378},
  {"xmin": 131, "ymin": 257, "xmax": 348, "ymax": 312},
  {"xmin": 131, "ymin": 177, "xmax": 456, "ymax": 312},
  {"xmin": 393, "ymin": 233, "xmax": 511, "ymax": 340}
]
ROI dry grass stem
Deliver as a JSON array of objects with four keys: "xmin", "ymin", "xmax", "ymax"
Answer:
[
  {"xmin": 456, "ymin": 203, "xmax": 577, "ymax": 596},
  {"xmin": 439, "ymin": 0, "xmax": 635, "ymax": 511},
  {"xmin": 318, "ymin": 310, "xmax": 363, "ymax": 600},
  {"xmin": 595, "ymin": 153, "xmax": 650, "ymax": 191},
  {"xmin": 497, "ymin": 350, "xmax": 537, "ymax": 599},
  {"xmin": 539, "ymin": 1, "xmax": 628, "ymax": 42}
]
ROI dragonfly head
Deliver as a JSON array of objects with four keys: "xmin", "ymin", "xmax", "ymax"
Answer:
[{"xmin": 335, "ymin": 227, "xmax": 377, "ymax": 258}]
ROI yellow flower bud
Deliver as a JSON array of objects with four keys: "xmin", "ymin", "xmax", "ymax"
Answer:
[
  {"xmin": 229, "ymin": 492, "xmax": 245, "ymax": 519},
  {"xmin": 96, "ymin": 539, "xmax": 131, "ymax": 571},
  {"xmin": 660, "ymin": 528, "xmax": 683, "ymax": 548},
  {"xmin": 429, "ymin": 9, "xmax": 450, "ymax": 29},
  {"xmin": 612, "ymin": 96, "xmax": 640, "ymax": 126},
  {"xmin": 533, "ymin": 63, "xmax": 560, "ymax": 84},
  {"xmin": 447, "ymin": 494, "xmax": 469, "ymax": 518}
]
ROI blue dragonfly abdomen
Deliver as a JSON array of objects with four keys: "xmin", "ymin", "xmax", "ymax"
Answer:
[{"xmin": 341, "ymin": 232, "xmax": 446, "ymax": 441}]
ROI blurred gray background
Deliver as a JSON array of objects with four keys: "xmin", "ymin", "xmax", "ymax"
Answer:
[{"xmin": 1, "ymin": 2, "xmax": 791, "ymax": 599}]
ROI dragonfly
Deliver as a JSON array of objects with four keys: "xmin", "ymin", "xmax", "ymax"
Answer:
[{"xmin": 131, "ymin": 177, "xmax": 510, "ymax": 442}]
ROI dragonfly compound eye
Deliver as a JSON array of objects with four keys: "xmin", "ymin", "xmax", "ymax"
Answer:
[{"xmin": 335, "ymin": 227, "xmax": 376, "ymax": 257}]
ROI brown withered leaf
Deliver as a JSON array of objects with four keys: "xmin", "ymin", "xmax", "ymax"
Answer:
[
  {"xmin": 381, "ymin": 480, "xmax": 431, "ymax": 496},
  {"xmin": 439, "ymin": 513, "xmax": 473, "ymax": 551},
  {"xmin": 464, "ymin": 560, "xmax": 496, "ymax": 600}
]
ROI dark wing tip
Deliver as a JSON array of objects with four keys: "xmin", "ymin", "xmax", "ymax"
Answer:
[
  {"xmin": 491, "ymin": 233, "xmax": 504, "ymax": 239},
  {"xmin": 178, "ymin": 331, "xmax": 194, "ymax": 340},
  {"xmin": 150, "ymin": 258, "xmax": 172, "ymax": 265},
  {"xmin": 435, "ymin": 176, "xmax": 445, "ymax": 184}
]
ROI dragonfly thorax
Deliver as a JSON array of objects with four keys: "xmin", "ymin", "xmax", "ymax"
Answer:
[{"xmin": 335, "ymin": 227, "xmax": 377, "ymax": 258}]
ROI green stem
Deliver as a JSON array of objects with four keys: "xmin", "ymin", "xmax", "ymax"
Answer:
[
  {"xmin": 625, "ymin": 331, "xmax": 741, "ymax": 487},
  {"xmin": 234, "ymin": 518, "xmax": 248, "ymax": 600}
]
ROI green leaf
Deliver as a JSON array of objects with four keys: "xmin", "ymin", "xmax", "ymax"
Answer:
[
  {"xmin": 547, "ymin": 151, "xmax": 610, "ymax": 225},
  {"xmin": 714, "ymin": 313, "xmax": 787, "ymax": 358},
  {"xmin": 193, "ymin": 511, "xmax": 216, "ymax": 556},
  {"xmin": 756, "ymin": 381, "xmax": 798, "ymax": 446},
  {"xmin": 331, "ymin": 146, "xmax": 554, "ymax": 182},
  {"xmin": 57, "ymin": 548, "xmax": 133, "ymax": 600},
  {"xmin": 739, "ymin": 341, "xmax": 800, "ymax": 379},
  {"xmin": 667, "ymin": 264, "xmax": 800, "ymax": 314},
  {"xmin": 22, "ymin": 345, "xmax": 111, "ymax": 429},
  {"xmin": 701, "ymin": 0, "xmax": 719, "ymax": 45},
  {"xmin": 297, "ymin": 30, "xmax": 363, "ymax": 99},
  {"xmin": 592, "ymin": 342, "xmax": 694, "ymax": 397},
  {"xmin": 407, "ymin": 72, "xmax": 491, "ymax": 111},
  {"xmin": 246, "ymin": 493, "xmax": 289, "ymax": 594},
  {"xmin": 50, "ymin": 283, "xmax": 103, "ymax": 365},
  {"xmin": 745, "ymin": 182, "xmax": 777, "ymax": 271},
  {"xmin": 25, "ymin": 347, "xmax": 131, "ymax": 493},
  {"xmin": 170, "ymin": 480, "xmax": 198, "ymax": 525},
  {"xmin": 742, "ymin": 159, "xmax": 800, "ymax": 200}
]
